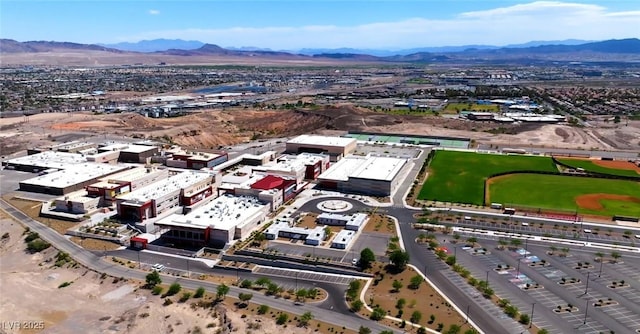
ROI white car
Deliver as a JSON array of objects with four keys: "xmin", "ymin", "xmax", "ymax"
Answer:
[
  {"xmin": 352, "ymin": 258, "xmax": 359, "ymax": 266},
  {"xmin": 151, "ymin": 263, "xmax": 165, "ymax": 272}
]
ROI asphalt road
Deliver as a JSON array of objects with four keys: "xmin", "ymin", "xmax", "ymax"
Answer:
[{"xmin": 0, "ymin": 199, "xmax": 399, "ymax": 334}]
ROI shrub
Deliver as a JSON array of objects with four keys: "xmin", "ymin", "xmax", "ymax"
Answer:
[
  {"xmin": 350, "ymin": 300, "xmax": 364, "ymax": 312},
  {"xmin": 240, "ymin": 279, "xmax": 253, "ymax": 289},
  {"xmin": 27, "ymin": 239, "xmax": 50, "ymax": 252},
  {"xmin": 58, "ymin": 281, "xmax": 72, "ymax": 288},
  {"xmin": 165, "ymin": 283, "xmax": 181, "ymax": 296},
  {"xmin": 179, "ymin": 292, "xmax": 192, "ymax": 303},
  {"xmin": 194, "ymin": 287, "xmax": 205, "ymax": 298},
  {"xmin": 276, "ymin": 313, "xmax": 288, "ymax": 325},
  {"xmin": 410, "ymin": 310, "xmax": 422, "ymax": 324},
  {"xmin": 519, "ymin": 314, "xmax": 530, "ymax": 325},
  {"xmin": 257, "ymin": 304, "xmax": 269, "ymax": 315},
  {"xmin": 152, "ymin": 286, "xmax": 163, "ymax": 295},
  {"xmin": 409, "ymin": 275, "xmax": 423, "ymax": 289},
  {"xmin": 163, "ymin": 298, "xmax": 173, "ymax": 306},
  {"xmin": 25, "ymin": 231, "xmax": 40, "ymax": 242}
]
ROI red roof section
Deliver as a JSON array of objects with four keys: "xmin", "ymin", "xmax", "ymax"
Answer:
[{"xmin": 251, "ymin": 175, "xmax": 284, "ymax": 190}]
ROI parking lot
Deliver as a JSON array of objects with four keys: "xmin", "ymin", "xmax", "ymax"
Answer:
[
  {"xmin": 253, "ymin": 266, "xmax": 356, "ymax": 285},
  {"xmin": 457, "ymin": 237, "xmax": 640, "ymax": 333}
]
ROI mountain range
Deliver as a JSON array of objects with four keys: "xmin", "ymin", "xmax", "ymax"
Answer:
[
  {"xmin": 99, "ymin": 38, "xmax": 595, "ymax": 55},
  {"xmin": 1, "ymin": 38, "xmax": 639, "ymax": 65}
]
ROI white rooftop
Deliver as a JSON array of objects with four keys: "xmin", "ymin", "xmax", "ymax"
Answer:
[
  {"xmin": 7, "ymin": 151, "xmax": 87, "ymax": 169},
  {"xmin": 156, "ymin": 195, "xmax": 267, "ymax": 231},
  {"xmin": 100, "ymin": 166, "xmax": 163, "ymax": 183},
  {"xmin": 118, "ymin": 171, "xmax": 212, "ymax": 203},
  {"xmin": 287, "ymin": 135, "xmax": 356, "ymax": 148},
  {"xmin": 319, "ymin": 154, "xmax": 407, "ymax": 182},
  {"xmin": 20, "ymin": 163, "xmax": 128, "ymax": 189}
]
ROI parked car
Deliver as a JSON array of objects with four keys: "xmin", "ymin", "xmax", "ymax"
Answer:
[{"xmin": 151, "ymin": 263, "xmax": 165, "ymax": 272}]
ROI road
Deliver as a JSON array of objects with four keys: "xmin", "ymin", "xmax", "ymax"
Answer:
[{"xmin": 0, "ymin": 199, "xmax": 398, "ymax": 334}]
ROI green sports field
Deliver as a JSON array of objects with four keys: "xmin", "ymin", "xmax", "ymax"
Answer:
[
  {"xmin": 418, "ymin": 151, "xmax": 558, "ymax": 205},
  {"xmin": 488, "ymin": 174, "xmax": 640, "ymax": 217},
  {"xmin": 443, "ymin": 103, "xmax": 500, "ymax": 114},
  {"xmin": 557, "ymin": 158, "xmax": 640, "ymax": 178}
]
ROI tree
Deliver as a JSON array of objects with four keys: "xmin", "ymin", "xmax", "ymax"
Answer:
[
  {"xmin": 518, "ymin": 313, "xmax": 530, "ymax": 325},
  {"xmin": 255, "ymin": 277, "xmax": 271, "ymax": 288},
  {"xmin": 167, "ymin": 282, "xmax": 181, "ymax": 296},
  {"xmin": 359, "ymin": 248, "xmax": 375, "ymax": 269},
  {"xmin": 216, "ymin": 284, "xmax": 230, "ymax": 300},
  {"xmin": 595, "ymin": 251, "xmax": 605, "ymax": 262},
  {"xmin": 537, "ymin": 329, "xmax": 549, "ymax": 334},
  {"xmin": 257, "ymin": 304, "xmax": 269, "ymax": 315},
  {"xmin": 396, "ymin": 298, "xmax": 406, "ymax": 310},
  {"xmin": 417, "ymin": 327, "xmax": 427, "ymax": 334},
  {"xmin": 370, "ymin": 307, "xmax": 386, "ymax": 321},
  {"xmin": 466, "ymin": 237, "xmax": 478, "ymax": 246},
  {"xmin": 308, "ymin": 288, "xmax": 319, "ymax": 300},
  {"xmin": 410, "ymin": 310, "xmax": 422, "ymax": 324},
  {"xmin": 392, "ymin": 280, "xmax": 403, "ymax": 292},
  {"xmin": 510, "ymin": 239, "xmax": 522, "ymax": 248},
  {"xmin": 238, "ymin": 292, "xmax": 253, "ymax": 307},
  {"xmin": 240, "ymin": 279, "xmax": 253, "ymax": 289},
  {"xmin": 266, "ymin": 282, "xmax": 281, "ymax": 296},
  {"xmin": 445, "ymin": 324, "xmax": 462, "ymax": 334},
  {"xmin": 276, "ymin": 313, "xmax": 288, "ymax": 325},
  {"xmin": 409, "ymin": 275, "xmax": 423, "ymax": 289},
  {"xmin": 611, "ymin": 251, "xmax": 621, "ymax": 263},
  {"xmin": 145, "ymin": 270, "xmax": 162, "ymax": 288},
  {"xmin": 389, "ymin": 249, "xmax": 410, "ymax": 272},
  {"xmin": 350, "ymin": 300, "xmax": 364, "ymax": 312},
  {"xmin": 497, "ymin": 240, "xmax": 508, "ymax": 250},
  {"xmin": 614, "ymin": 115, "xmax": 621, "ymax": 123},
  {"xmin": 194, "ymin": 287, "xmax": 206, "ymax": 298},
  {"xmin": 358, "ymin": 326, "xmax": 372, "ymax": 334},
  {"xmin": 299, "ymin": 311, "xmax": 313, "ymax": 327},
  {"xmin": 296, "ymin": 288, "xmax": 308, "ymax": 301},
  {"xmin": 445, "ymin": 255, "xmax": 457, "ymax": 265}
]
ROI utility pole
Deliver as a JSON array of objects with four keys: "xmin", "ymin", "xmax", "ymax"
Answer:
[
  {"xmin": 485, "ymin": 271, "xmax": 489, "ymax": 288},
  {"xmin": 529, "ymin": 303, "xmax": 535, "ymax": 328},
  {"xmin": 598, "ymin": 258, "xmax": 604, "ymax": 278},
  {"xmin": 516, "ymin": 258, "xmax": 522, "ymax": 277},
  {"xmin": 465, "ymin": 305, "xmax": 470, "ymax": 324}
]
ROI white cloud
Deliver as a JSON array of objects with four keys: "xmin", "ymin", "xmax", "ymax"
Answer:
[
  {"xmin": 148, "ymin": 9, "xmax": 160, "ymax": 15},
  {"xmin": 122, "ymin": 1, "xmax": 639, "ymax": 49}
]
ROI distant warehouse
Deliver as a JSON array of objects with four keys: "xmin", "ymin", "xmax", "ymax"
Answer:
[
  {"xmin": 286, "ymin": 135, "xmax": 357, "ymax": 161},
  {"xmin": 19, "ymin": 163, "xmax": 129, "ymax": 195},
  {"xmin": 318, "ymin": 154, "xmax": 409, "ymax": 196}
]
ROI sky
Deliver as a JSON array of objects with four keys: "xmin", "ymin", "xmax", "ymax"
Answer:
[{"xmin": 1, "ymin": 0, "xmax": 639, "ymax": 50}]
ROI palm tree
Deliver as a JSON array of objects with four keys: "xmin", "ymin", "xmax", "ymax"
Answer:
[
  {"xmin": 595, "ymin": 251, "xmax": 605, "ymax": 262},
  {"xmin": 549, "ymin": 245, "xmax": 557, "ymax": 255},
  {"xmin": 497, "ymin": 240, "xmax": 508, "ymax": 250},
  {"xmin": 610, "ymin": 251, "xmax": 621, "ymax": 263}
]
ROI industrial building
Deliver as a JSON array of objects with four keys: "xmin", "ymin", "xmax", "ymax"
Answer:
[
  {"xmin": 27, "ymin": 141, "xmax": 97, "ymax": 155},
  {"xmin": 54, "ymin": 190, "xmax": 100, "ymax": 214},
  {"xmin": 252, "ymin": 153, "xmax": 330, "ymax": 183},
  {"xmin": 4, "ymin": 151, "xmax": 87, "ymax": 172},
  {"xmin": 317, "ymin": 212, "xmax": 368, "ymax": 231},
  {"xmin": 286, "ymin": 135, "xmax": 357, "ymax": 161},
  {"xmin": 264, "ymin": 219, "xmax": 326, "ymax": 246},
  {"xmin": 19, "ymin": 163, "xmax": 129, "ymax": 195},
  {"xmin": 317, "ymin": 154, "xmax": 409, "ymax": 196},
  {"xmin": 86, "ymin": 166, "xmax": 170, "ymax": 205},
  {"xmin": 220, "ymin": 172, "xmax": 296, "ymax": 211},
  {"xmin": 154, "ymin": 195, "xmax": 269, "ymax": 247},
  {"xmin": 165, "ymin": 149, "xmax": 229, "ymax": 170},
  {"xmin": 98, "ymin": 142, "xmax": 159, "ymax": 163},
  {"xmin": 115, "ymin": 171, "xmax": 217, "ymax": 224}
]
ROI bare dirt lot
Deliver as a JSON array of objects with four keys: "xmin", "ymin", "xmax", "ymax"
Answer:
[
  {"xmin": 2, "ymin": 103, "xmax": 639, "ymax": 156},
  {"xmin": 0, "ymin": 215, "xmax": 328, "ymax": 334}
]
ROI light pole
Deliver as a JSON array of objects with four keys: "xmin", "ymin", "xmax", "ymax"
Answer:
[
  {"xmin": 516, "ymin": 258, "xmax": 522, "ymax": 277},
  {"xmin": 186, "ymin": 258, "xmax": 190, "ymax": 277},
  {"xmin": 295, "ymin": 272, "xmax": 298, "ymax": 291},
  {"xmin": 583, "ymin": 299, "xmax": 589, "ymax": 324},
  {"xmin": 529, "ymin": 303, "xmax": 535, "ymax": 328},
  {"xmin": 598, "ymin": 258, "xmax": 604, "ymax": 278},
  {"xmin": 583, "ymin": 272, "xmax": 591, "ymax": 295},
  {"xmin": 485, "ymin": 271, "xmax": 490, "ymax": 288}
]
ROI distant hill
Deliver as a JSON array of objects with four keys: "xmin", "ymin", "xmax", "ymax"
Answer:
[
  {"xmin": 101, "ymin": 39, "xmax": 204, "ymax": 52},
  {"xmin": 2, "ymin": 38, "xmax": 639, "ymax": 65},
  {"xmin": 0, "ymin": 39, "xmax": 122, "ymax": 53}
]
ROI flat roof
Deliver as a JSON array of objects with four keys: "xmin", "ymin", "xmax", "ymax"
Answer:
[
  {"xmin": 122, "ymin": 144, "xmax": 157, "ymax": 154},
  {"xmin": 265, "ymin": 220, "xmax": 325, "ymax": 241},
  {"xmin": 7, "ymin": 151, "xmax": 87, "ymax": 169},
  {"xmin": 100, "ymin": 166, "xmax": 165, "ymax": 183},
  {"xmin": 118, "ymin": 171, "xmax": 212, "ymax": 203},
  {"xmin": 332, "ymin": 229, "xmax": 356, "ymax": 245},
  {"xmin": 156, "ymin": 195, "xmax": 267, "ymax": 231},
  {"xmin": 20, "ymin": 163, "xmax": 128, "ymax": 189},
  {"xmin": 351, "ymin": 156, "xmax": 406, "ymax": 181},
  {"xmin": 318, "ymin": 155, "xmax": 407, "ymax": 182},
  {"xmin": 287, "ymin": 135, "xmax": 356, "ymax": 148}
]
